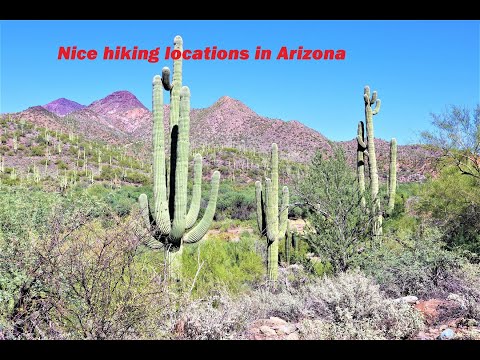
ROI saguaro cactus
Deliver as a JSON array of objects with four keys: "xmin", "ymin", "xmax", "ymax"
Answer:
[
  {"xmin": 358, "ymin": 86, "xmax": 397, "ymax": 237},
  {"xmin": 386, "ymin": 138, "xmax": 397, "ymax": 215},
  {"xmin": 255, "ymin": 143, "xmax": 289, "ymax": 283},
  {"xmin": 356, "ymin": 121, "xmax": 367, "ymax": 208},
  {"xmin": 363, "ymin": 86, "xmax": 382, "ymax": 237},
  {"xmin": 138, "ymin": 35, "xmax": 220, "ymax": 281}
]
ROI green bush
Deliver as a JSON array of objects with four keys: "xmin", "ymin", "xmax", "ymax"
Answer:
[
  {"xmin": 30, "ymin": 145, "xmax": 45, "ymax": 157},
  {"xmin": 357, "ymin": 226, "xmax": 465, "ymax": 298},
  {"xmin": 295, "ymin": 147, "xmax": 373, "ymax": 273},
  {"xmin": 181, "ymin": 234, "xmax": 264, "ymax": 297},
  {"xmin": 215, "ymin": 182, "xmax": 256, "ymax": 221},
  {"xmin": 416, "ymin": 165, "xmax": 480, "ymax": 255}
]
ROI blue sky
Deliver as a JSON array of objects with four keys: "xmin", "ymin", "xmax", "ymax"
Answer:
[{"xmin": 1, "ymin": 20, "xmax": 479, "ymax": 144}]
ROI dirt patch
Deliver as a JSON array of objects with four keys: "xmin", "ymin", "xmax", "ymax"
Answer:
[{"xmin": 206, "ymin": 226, "xmax": 254, "ymax": 242}]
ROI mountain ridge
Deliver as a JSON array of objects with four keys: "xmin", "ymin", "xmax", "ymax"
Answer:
[{"xmin": 5, "ymin": 90, "xmax": 437, "ymax": 182}]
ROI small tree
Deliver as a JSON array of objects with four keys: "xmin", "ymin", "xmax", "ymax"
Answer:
[
  {"xmin": 421, "ymin": 105, "xmax": 480, "ymax": 180},
  {"xmin": 295, "ymin": 146, "xmax": 373, "ymax": 273}
]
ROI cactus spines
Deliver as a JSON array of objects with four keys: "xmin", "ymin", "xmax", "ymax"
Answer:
[
  {"xmin": 138, "ymin": 36, "xmax": 220, "ymax": 281},
  {"xmin": 356, "ymin": 121, "xmax": 367, "ymax": 208},
  {"xmin": 363, "ymin": 85, "xmax": 382, "ymax": 237},
  {"xmin": 386, "ymin": 138, "xmax": 397, "ymax": 216},
  {"xmin": 255, "ymin": 143, "xmax": 289, "ymax": 284}
]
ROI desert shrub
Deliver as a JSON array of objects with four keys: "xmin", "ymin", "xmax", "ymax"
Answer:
[
  {"xmin": 416, "ymin": 165, "xmax": 480, "ymax": 256},
  {"xmin": 124, "ymin": 171, "xmax": 149, "ymax": 185},
  {"xmin": 55, "ymin": 160, "xmax": 69, "ymax": 170},
  {"xmin": 295, "ymin": 147, "xmax": 373, "ymax": 273},
  {"xmin": 181, "ymin": 236, "xmax": 264, "ymax": 298},
  {"xmin": 449, "ymin": 263, "xmax": 480, "ymax": 320},
  {"xmin": 68, "ymin": 146, "xmax": 78, "ymax": 156},
  {"xmin": 97, "ymin": 165, "xmax": 121, "ymax": 181},
  {"xmin": 0, "ymin": 199, "xmax": 171, "ymax": 339},
  {"xmin": 30, "ymin": 145, "xmax": 45, "ymax": 157},
  {"xmin": 297, "ymin": 270, "xmax": 424, "ymax": 339},
  {"xmin": 357, "ymin": 226, "xmax": 465, "ymax": 299},
  {"xmin": 176, "ymin": 269, "xmax": 424, "ymax": 340},
  {"xmin": 0, "ymin": 187, "xmax": 62, "ymax": 335},
  {"xmin": 16, "ymin": 144, "xmax": 26, "ymax": 152},
  {"xmin": 175, "ymin": 290, "xmax": 251, "ymax": 340},
  {"xmin": 84, "ymin": 184, "xmax": 150, "ymax": 218},
  {"xmin": 215, "ymin": 183, "xmax": 256, "ymax": 221}
]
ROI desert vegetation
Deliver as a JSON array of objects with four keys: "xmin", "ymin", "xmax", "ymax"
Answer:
[{"xmin": 0, "ymin": 36, "xmax": 479, "ymax": 340}]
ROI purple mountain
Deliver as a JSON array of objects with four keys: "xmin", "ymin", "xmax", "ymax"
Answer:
[
  {"xmin": 87, "ymin": 90, "xmax": 147, "ymax": 115},
  {"xmin": 43, "ymin": 98, "xmax": 86, "ymax": 116}
]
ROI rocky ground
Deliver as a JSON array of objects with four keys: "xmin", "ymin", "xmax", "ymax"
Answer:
[{"xmin": 244, "ymin": 295, "xmax": 480, "ymax": 340}]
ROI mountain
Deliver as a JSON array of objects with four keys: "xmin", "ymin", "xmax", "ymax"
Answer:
[
  {"xmin": 85, "ymin": 91, "xmax": 151, "ymax": 134},
  {"xmin": 7, "ymin": 91, "xmax": 437, "ymax": 182},
  {"xmin": 43, "ymin": 98, "xmax": 86, "ymax": 116}
]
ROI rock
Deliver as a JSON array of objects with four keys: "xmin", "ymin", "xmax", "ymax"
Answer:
[
  {"xmin": 276, "ymin": 324, "xmax": 297, "ymax": 335},
  {"xmin": 268, "ymin": 317, "xmax": 288, "ymax": 327},
  {"xmin": 438, "ymin": 328, "xmax": 455, "ymax": 340},
  {"xmin": 393, "ymin": 296, "xmax": 418, "ymax": 304},
  {"xmin": 447, "ymin": 293, "xmax": 466, "ymax": 307},
  {"xmin": 259, "ymin": 325, "xmax": 277, "ymax": 336},
  {"xmin": 174, "ymin": 317, "xmax": 186, "ymax": 337},
  {"xmin": 286, "ymin": 333, "xmax": 300, "ymax": 340},
  {"xmin": 414, "ymin": 299, "xmax": 444, "ymax": 324}
]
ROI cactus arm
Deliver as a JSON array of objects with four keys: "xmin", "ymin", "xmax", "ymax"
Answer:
[
  {"xmin": 186, "ymin": 154, "xmax": 203, "ymax": 229},
  {"xmin": 183, "ymin": 171, "xmax": 221, "ymax": 244},
  {"xmin": 151, "ymin": 75, "xmax": 171, "ymax": 235},
  {"xmin": 161, "ymin": 67, "xmax": 173, "ymax": 91},
  {"xmin": 170, "ymin": 86, "xmax": 190, "ymax": 244},
  {"xmin": 357, "ymin": 121, "xmax": 366, "ymax": 208},
  {"xmin": 357, "ymin": 135, "xmax": 367, "ymax": 149},
  {"xmin": 285, "ymin": 222, "xmax": 291, "ymax": 266},
  {"xmin": 255, "ymin": 180, "xmax": 266, "ymax": 235},
  {"xmin": 372, "ymin": 99, "xmax": 381, "ymax": 115},
  {"xmin": 163, "ymin": 35, "xmax": 183, "ymax": 130},
  {"xmin": 278, "ymin": 186, "xmax": 289, "ymax": 237},
  {"xmin": 264, "ymin": 178, "xmax": 278, "ymax": 244},
  {"xmin": 364, "ymin": 85, "xmax": 371, "ymax": 101},
  {"xmin": 145, "ymin": 238, "xmax": 165, "ymax": 249},
  {"xmin": 386, "ymin": 138, "xmax": 397, "ymax": 215}
]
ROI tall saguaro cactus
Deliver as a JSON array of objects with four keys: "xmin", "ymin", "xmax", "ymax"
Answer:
[
  {"xmin": 387, "ymin": 138, "xmax": 397, "ymax": 215},
  {"xmin": 358, "ymin": 86, "xmax": 397, "ymax": 237},
  {"xmin": 255, "ymin": 143, "xmax": 289, "ymax": 283},
  {"xmin": 138, "ymin": 35, "xmax": 220, "ymax": 281},
  {"xmin": 363, "ymin": 86, "xmax": 382, "ymax": 237}
]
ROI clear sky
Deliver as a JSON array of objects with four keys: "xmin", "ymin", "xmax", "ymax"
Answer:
[{"xmin": 1, "ymin": 20, "xmax": 479, "ymax": 145}]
